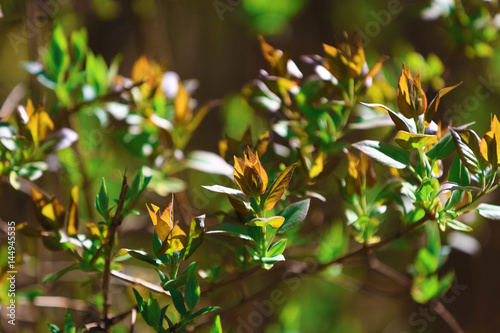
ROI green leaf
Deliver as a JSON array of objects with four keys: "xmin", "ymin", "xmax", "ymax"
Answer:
[
  {"xmin": 446, "ymin": 220, "xmax": 472, "ymax": 231},
  {"xmin": 476, "ymin": 203, "xmax": 500, "ymax": 220},
  {"xmin": 95, "ymin": 178, "xmax": 110, "ymax": 221},
  {"xmin": 210, "ymin": 315, "xmax": 223, "ymax": 333},
  {"xmin": 182, "ymin": 215, "xmax": 205, "ymax": 260},
  {"xmin": 448, "ymin": 154, "xmax": 470, "ymax": 187},
  {"xmin": 263, "ymin": 164, "xmax": 297, "ymax": 211},
  {"xmin": 191, "ymin": 306, "xmax": 220, "ymax": 319},
  {"xmin": 277, "ymin": 199, "xmax": 310, "ymax": 233},
  {"xmin": 147, "ymin": 294, "xmax": 161, "ymax": 326},
  {"xmin": 449, "ymin": 128, "xmax": 481, "ymax": 174},
  {"xmin": 128, "ymin": 167, "xmax": 152, "ymax": 204},
  {"xmin": 48, "ymin": 324, "xmax": 62, "ymax": 333},
  {"xmin": 205, "ymin": 223, "xmax": 253, "ymax": 240},
  {"xmin": 261, "ymin": 254, "xmax": 286, "ymax": 264},
  {"xmin": 42, "ymin": 264, "xmax": 78, "ymax": 285},
  {"xmin": 352, "ymin": 140, "xmax": 410, "ymax": 169},
  {"xmin": 185, "ymin": 272, "xmax": 200, "ymax": 310},
  {"xmin": 267, "ymin": 239, "xmax": 287, "ymax": 257},
  {"xmin": 395, "ymin": 131, "xmax": 437, "ymax": 150},
  {"xmin": 168, "ymin": 288, "xmax": 187, "ymax": 316},
  {"xmin": 426, "ymin": 133, "xmax": 455, "ymax": 161},
  {"xmin": 317, "ymin": 223, "xmax": 348, "ymax": 263},
  {"xmin": 445, "ymin": 155, "xmax": 469, "ymax": 210},
  {"xmin": 64, "ymin": 310, "xmax": 76, "ymax": 333},
  {"xmin": 125, "ymin": 249, "xmax": 162, "ymax": 267},
  {"xmin": 133, "ymin": 288, "xmax": 146, "ymax": 312}
]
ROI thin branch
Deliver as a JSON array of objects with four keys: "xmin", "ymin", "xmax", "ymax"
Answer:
[
  {"xmin": 102, "ymin": 171, "xmax": 128, "ymax": 330},
  {"xmin": 367, "ymin": 251, "xmax": 412, "ymax": 289},
  {"xmin": 367, "ymin": 250, "xmax": 464, "ymax": 333},
  {"xmin": 201, "ymin": 266, "xmax": 260, "ymax": 294},
  {"xmin": 431, "ymin": 302, "xmax": 465, "ymax": 333},
  {"xmin": 111, "ymin": 270, "xmax": 170, "ymax": 296},
  {"xmin": 83, "ymin": 305, "xmax": 137, "ymax": 332}
]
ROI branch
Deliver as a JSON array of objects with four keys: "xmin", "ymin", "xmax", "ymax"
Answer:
[
  {"xmin": 102, "ymin": 171, "xmax": 128, "ymax": 330},
  {"xmin": 201, "ymin": 266, "xmax": 260, "ymax": 294},
  {"xmin": 317, "ymin": 214, "xmax": 431, "ymax": 271},
  {"xmin": 111, "ymin": 270, "xmax": 170, "ymax": 296},
  {"xmin": 432, "ymin": 301, "xmax": 465, "ymax": 333}
]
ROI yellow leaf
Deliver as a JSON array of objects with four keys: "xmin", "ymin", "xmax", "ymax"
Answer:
[
  {"xmin": 308, "ymin": 151, "xmax": 324, "ymax": 179},
  {"xmin": 31, "ymin": 186, "xmax": 65, "ymax": 231},
  {"xmin": 66, "ymin": 186, "xmax": 79, "ymax": 236},
  {"xmin": 397, "ymin": 64, "xmax": 427, "ymax": 119},
  {"xmin": 146, "ymin": 197, "xmax": 187, "ymax": 255},
  {"xmin": 25, "ymin": 101, "xmax": 54, "ymax": 146},
  {"xmin": 174, "ymin": 81, "xmax": 192, "ymax": 125},
  {"xmin": 480, "ymin": 115, "xmax": 500, "ymax": 163},
  {"xmin": 131, "ymin": 55, "xmax": 163, "ymax": 97},
  {"xmin": 86, "ymin": 222, "xmax": 102, "ymax": 239},
  {"xmin": 395, "ymin": 131, "xmax": 437, "ymax": 150},
  {"xmin": 147, "ymin": 202, "xmax": 170, "ymax": 241}
]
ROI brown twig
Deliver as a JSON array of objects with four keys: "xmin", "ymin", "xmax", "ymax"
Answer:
[
  {"xmin": 83, "ymin": 305, "xmax": 137, "ymax": 332},
  {"xmin": 432, "ymin": 301, "xmax": 465, "ymax": 333},
  {"xmin": 110, "ymin": 270, "xmax": 170, "ymax": 296},
  {"xmin": 366, "ymin": 249, "xmax": 464, "ymax": 333},
  {"xmin": 192, "ymin": 215, "xmax": 432, "ymax": 330},
  {"xmin": 102, "ymin": 171, "xmax": 128, "ymax": 330},
  {"xmin": 201, "ymin": 266, "xmax": 260, "ymax": 294}
]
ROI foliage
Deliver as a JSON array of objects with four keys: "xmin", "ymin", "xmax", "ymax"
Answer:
[{"xmin": 2, "ymin": 2, "xmax": 500, "ymax": 331}]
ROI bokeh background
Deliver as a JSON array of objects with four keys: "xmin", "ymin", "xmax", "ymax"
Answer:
[{"xmin": 1, "ymin": 0, "xmax": 500, "ymax": 332}]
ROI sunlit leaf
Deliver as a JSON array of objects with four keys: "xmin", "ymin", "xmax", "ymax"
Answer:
[
  {"xmin": 66, "ymin": 186, "xmax": 79, "ymax": 236},
  {"xmin": 395, "ymin": 131, "xmax": 437, "ymax": 150},
  {"xmin": 264, "ymin": 164, "xmax": 296, "ymax": 211},
  {"xmin": 352, "ymin": 140, "xmax": 410, "ymax": 169}
]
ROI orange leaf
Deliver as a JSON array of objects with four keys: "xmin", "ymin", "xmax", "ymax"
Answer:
[{"xmin": 264, "ymin": 164, "xmax": 296, "ymax": 211}]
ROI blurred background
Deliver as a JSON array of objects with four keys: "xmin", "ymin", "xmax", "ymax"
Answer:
[{"xmin": 1, "ymin": 0, "xmax": 500, "ymax": 332}]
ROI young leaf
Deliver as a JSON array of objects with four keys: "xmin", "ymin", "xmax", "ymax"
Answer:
[
  {"xmin": 247, "ymin": 216, "xmax": 285, "ymax": 228},
  {"xmin": 277, "ymin": 199, "xmax": 310, "ymax": 234},
  {"xmin": 267, "ymin": 239, "xmax": 287, "ymax": 257},
  {"xmin": 182, "ymin": 215, "xmax": 205, "ymax": 260},
  {"xmin": 191, "ymin": 306, "xmax": 220, "ymax": 319},
  {"xmin": 185, "ymin": 272, "xmax": 201, "ymax": 310},
  {"xmin": 66, "ymin": 186, "xmax": 79, "ymax": 236},
  {"xmin": 264, "ymin": 164, "xmax": 297, "ymax": 211},
  {"xmin": 352, "ymin": 140, "xmax": 410, "ymax": 169},
  {"xmin": 395, "ymin": 131, "xmax": 437, "ymax": 150},
  {"xmin": 48, "ymin": 324, "xmax": 62, "ymax": 333},
  {"xmin": 42, "ymin": 264, "xmax": 79, "ymax": 285},
  {"xmin": 31, "ymin": 186, "xmax": 66, "ymax": 231},
  {"xmin": 64, "ymin": 310, "xmax": 76, "ymax": 333},
  {"xmin": 426, "ymin": 133, "xmax": 455, "ymax": 161},
  {"xmin": 210, "ymin": 315, "xmax": 223, "ymax": 333}
]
